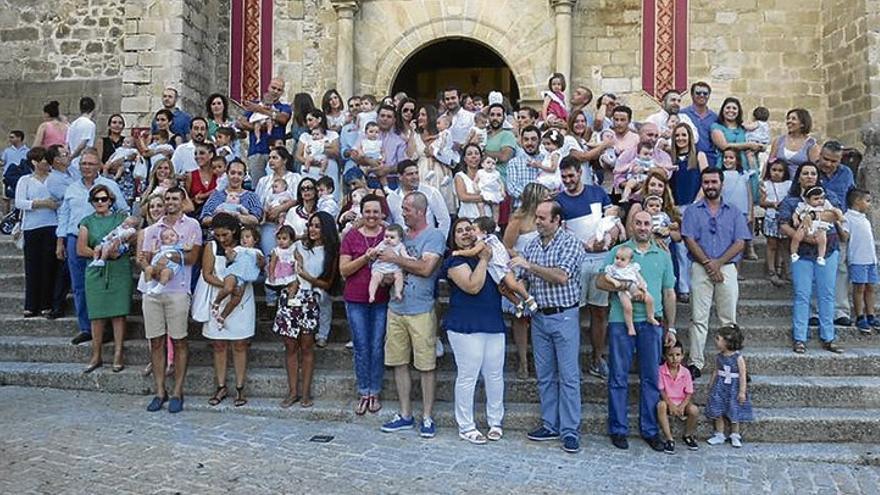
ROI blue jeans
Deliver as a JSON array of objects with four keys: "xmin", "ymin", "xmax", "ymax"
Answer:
[
  {"xmin": 607, "ymin": 321, "xmax": 662, "ymax": 439},
  {"xmin": 66, "ymin": 235, "xmax": 90, "ymax": 334},
  {"xmin": 673, "ymin": 240, "xmax": 691, "ymax": 294},
  {"xmin": 345, "ymin": 301, "xmax": 387, "ymax": 395},
  {"xmin": 260, "ymin": 222, "xmax": 279, "ymax": 305},
  {"xmin": 792, "ymin": 250, "xmax": 838, "ymax": 343},
  {"xmin": 531, "ymin": 307, "xmax": 581, "ymax": 439}
]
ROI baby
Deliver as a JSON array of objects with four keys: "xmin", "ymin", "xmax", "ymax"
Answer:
[
  {"xmin": 594, "ymin": 205, "xmax": 625, "ymax": 250},
  {"xmin": 264, "ymin": 177, "xmax": 294, "ymax": 220},
  {"xmin": 316, "ymin": 175, "xmax": 340, "ymax": 218},
  {"xmin": 304, "ymin": 127, "xmax": 329, "ymax": 177},
  {"xmin": 369, "ymin": 224, "xmax": 413, "ymax": 302},
  {"xmin": 212, "ymin": 226, "xmax": 264, "ymax": 327},
  {"xmin": 603, "ymin": 245, "xmax": 659, "ymax": 336},
  {"xmin": 790, "ymin": 186, "xmax": 844, "ymax": 266},
  {"xmin": 143, "ymin": 228, "xmax": 187, "ymax": 295},
  {"xmin": 358, "ymin": 121, "xmax": 384, "ymax": 179},
  {"xmin": 620, "ymin": 141, "xmax": 656, "ymax": 203},
  {"xmin": 214, "ymin": 127, "xmax": 238, "ymax": 163},
  {"xmin": 105, "ymin": 136, "xmax": 140, "ymax": 178},
  {"xmin": 267, "ymin": 225, "xmax": 298, "ymax": 294},
  {"xmin": 248, "ymin": 92, "xmax": 275, "ymax": 142},
  {"xmin": 357, "ymin": 95, "xmax": 378, "ymax": 134},
  {"xmin": 145, "ymin": 130, "xmax": 174, "ymax": 169},
  {"xmin": 431, "ymin": 115, "xmax": 459, "ymax": 168},
  {"xmin": 536, "ymin": 129, "xmax": 563, "ymax": 191},
  {"xmin": 597, "ymin": 129, "xmax": 618, "ymax": 169},
  {"xmin": 476, "ymin": 156, "xmax": 504, "ymax": 224},
  {"xmin": 467, "ymin": 112, "xmax": 489, "ymax": 149},
  {"xmin": 656, "ymin": 114, "xmax": 681, "ymax": 151},
  {"xmin": 452, "ymin": 216, "xmax": 538, "ymax": 317},
  {"xmin": 341, "ymin": 188, "xmax": 368, "ymax": 236},
  {"xmin": 89, "ymin": 215, "xmax": 140, "ymax": 268},
  {"xmin": 744, "ymin": 106, "xmax": 770, "ymax": 171},
  {"xmin": 643, "ymin": 195, "xmax": 679, "ymax": 245},
  {"xmin": 216, "ymin": 191, "xmax": 249, "ymax": 215}
]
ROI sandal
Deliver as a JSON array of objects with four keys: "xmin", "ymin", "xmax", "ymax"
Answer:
[
  {"xmin": 792, "ymin": 341, "xmax": 805, "ymax": 354},
  {"xmin": 355, "ymin": 395, "xmax": 369, "ymax": 415},
  {"xmin": 142, "ymin": 363, "xmax": 153, "ymax": 377},
  {"xmin": 300, "ymin": 397, "xmax": 314, "ymax": 408},
  {"xmin": 459, "ymin": 429, "xmax": 487, "ymax": 445},
  {"xmin": 822, "ymin": 341, "xmax": 844, "ymax": 354},
  {"xmin": 487, "ymin": 427, "xmax": 503, "ymax": 441},
  {"xmin": 234, "ymin": 386, "xmax": 247, "ymax": 407},
  {"xmin": 368, "ymin": 395, "xmax": 382, "ymax": 414},
  {"xmin": 208, "ymin": 385, "xmax": 228, "ymax": 406},
  {"xmin": 280, "ymin": 394, "xmax": 301, "ymax": 409}
]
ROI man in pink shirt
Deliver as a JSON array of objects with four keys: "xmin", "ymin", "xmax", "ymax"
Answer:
[
  {"xmin": 613, "ymin": 121, "xmax": 673, "ymax": 194},
  {"xmin": 657, "ymin": 341, "xmax": 700, "ymax": 454}
]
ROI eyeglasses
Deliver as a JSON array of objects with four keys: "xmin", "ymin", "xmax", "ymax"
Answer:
[
  {"xmin": 301, "ymin": 186, "xmax": 315, "ymax": 191},
  {"xmin": 91, "ymin": 196, "xmax": 111, "ymax": 204},
  {"xmin": 694, "ymin": 90, "xmax": 710, "ymax": 97},
  {"xmin": 401, "ymin": 108, "xmax": 414, "ymax": 114}
]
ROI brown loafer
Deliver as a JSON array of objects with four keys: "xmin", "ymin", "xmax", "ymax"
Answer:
[
  {"xmin": 792, "ymin": 341, "xmax": 805, "ymax": 354},
  {"xmin": 821, "ymin": 341, "xmax": 844, "ymax": 354}
]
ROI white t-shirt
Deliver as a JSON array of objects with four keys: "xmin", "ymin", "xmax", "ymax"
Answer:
[
  {"xmin": 171, "ymin": 141, "xmax": 198, "ymax": 175},
  {"xmin": 67, "ymin": 115, "xmax": 96, "ymax": 172}
]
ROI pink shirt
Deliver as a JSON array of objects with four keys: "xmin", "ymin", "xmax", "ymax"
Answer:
[
  {"xmin": 138, "ymin": 215, "xmax": 203, "ymax": 294},
  {"xmin": 658, "ymin": 363, "xmax": 693, "ymax": 405},
  {"xmin": 340, "ymin": 227, "xmax": 390, "ymax": 304}
]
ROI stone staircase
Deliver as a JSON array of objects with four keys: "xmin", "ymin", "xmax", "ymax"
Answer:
[{"xmin": 0, "ymin": 237, "xmax": 878, "ymax": 443}]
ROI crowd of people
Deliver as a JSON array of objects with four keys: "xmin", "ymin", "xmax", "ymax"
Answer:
[{"xmin": 2, "ymin": 74, "xmax": 877, "ymax": 455}]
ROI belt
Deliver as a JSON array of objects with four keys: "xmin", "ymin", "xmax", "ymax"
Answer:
[{"xmin": 538, "ymin": 304, "xmax": 577, "ymax": 316}]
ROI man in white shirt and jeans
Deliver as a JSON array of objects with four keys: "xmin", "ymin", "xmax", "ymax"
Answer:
[{"xmin": 66, "ymin": 97, "xmax": 96, "ymax": 174}]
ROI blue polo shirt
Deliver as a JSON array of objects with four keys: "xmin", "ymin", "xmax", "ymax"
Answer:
[
  {"xmin": 557, "ymin": 184, "xmax": 611, "ymax": 221},
  {"xmin": 681, "ymin": 105, "xmax": 719, "ymax": 165},
  {"xmin": 246, "ymin": 101, "xmax": 292, "ymax": 156},
  {"xmin": 820, "ymin": 165, "xmax": 854, "ymax": 212},
  {"xmin": 151, "ymin": 107, "xmax": 192, "ymax": 138},
  {"xmin": 604, "ymin": 240, "xmax": 675, "ymax": 323},
  {"xmin": 681, "ymin": 199, "xmax": 752, "ymax": 264}
]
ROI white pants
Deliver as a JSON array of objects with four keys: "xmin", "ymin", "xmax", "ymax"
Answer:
[
  {"xmin": 689, "ymin": 262, "xmax": 738, "ymax": 369},
  {"xmin": 447, "ymin": 331, "xmax": 505, "ymax": 433}
]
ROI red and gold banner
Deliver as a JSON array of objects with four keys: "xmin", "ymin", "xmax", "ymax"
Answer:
[
  {"xmin": 230, "ymin": 0, "xmax": 274, "ymax": 103},
  {"xmin": 642, "ymin": 0, "xmax": 688, "ymax": 100}
]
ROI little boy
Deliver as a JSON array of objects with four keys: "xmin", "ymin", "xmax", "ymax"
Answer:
[
  {"xmin": 316, "ymin": 175, "xmax": 340, "ymax": 218},
  {"xmin": 214, "ymin": 127, "xmax": 239, "ymax": 163},
  {"xmin": 844, "ymin": 188, "xmax": 880, "ymax": 333},
  {"xmin": 657, "ymin": 341, "xmax": 700, "ymax": 454}
]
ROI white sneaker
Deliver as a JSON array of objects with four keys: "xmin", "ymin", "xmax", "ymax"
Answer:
[
  {"xmin": 345, "ymin": 340, "xmax": 354, "ymax": 350},
  {"xmin": 729, "ymin": 433, "xmax": 743, "ymax": 448},
  {"xmin": 706, "ymin": 432, "xmax": 727, "ymax": 445},
  {"xmin": 790, "ymin": 253, "xmax": 800, "ymax": 262},
  {"xmin": 435, "ymin": 339, "xmax": 445, "ymax": 357},
  {"xmin": 816, "ymin": 256, "xmax": 826, "ymax": 266}
]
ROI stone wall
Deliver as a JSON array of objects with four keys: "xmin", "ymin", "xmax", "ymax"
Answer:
[
  {"xmin": 823, "ymin": 0, "xmax": 870, "ymax": 147},
  {"xmin": 274, "ymin": 0, "xmax": 337, "ymax": 99},
  {"xmin": 0, "ymin": 0, "xmax": 125, "ymax": 137}
]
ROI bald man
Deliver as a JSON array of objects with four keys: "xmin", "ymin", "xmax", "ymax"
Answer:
[
  {"xmin": 612, "ymin": 121, "xmax": 673, "ymax": 194},
  {"xmin": 237, "ymin": 77, "xmax": 291, "ymax": 184}
]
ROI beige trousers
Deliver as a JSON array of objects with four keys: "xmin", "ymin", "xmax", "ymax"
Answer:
[{"xmin": 688, "ymin": 262, "xmax": 739, "ymax": 369}]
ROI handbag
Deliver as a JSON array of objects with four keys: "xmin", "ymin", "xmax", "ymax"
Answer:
[{"xmin": 1, "ymin": 208, "xmax": 20, "ymax": 235}]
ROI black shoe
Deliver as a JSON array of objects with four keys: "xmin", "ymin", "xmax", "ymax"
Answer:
[
  {"xmin": 610, "ymin": 435, "xmax": 629, "ymax": 450},
  {"xmin": 687, "ymin": 365, "xmax": 702, "ymax": 379},
  {"xmin": 45, "ymin": 310, "xmax": 63, "ymax": 320},
  {"xmin": 70, "ymin": 333, "xmax": 92, "ymax": 345},
  {"xmin": 645, "ymin": 435, "xmax": 666, "ymax": 452},
  {"xmin": 663, "ymin": 440, "xmax": 675, "ymax": 455},
  {"xmin": 682, "ymin": 435, "xmax": 699, "ymax": 451},
  {"xmin": 808, "ymin": 316, "xmax": 820, "ymax": 327},
  {"xmin": 833, "ymin": 316, "xmax": 853, "ymax": 327}
]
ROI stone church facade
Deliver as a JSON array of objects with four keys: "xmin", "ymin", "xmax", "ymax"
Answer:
[{"xmin": 0, "ymin": 0, "xmax": 877, "ymax": 149}]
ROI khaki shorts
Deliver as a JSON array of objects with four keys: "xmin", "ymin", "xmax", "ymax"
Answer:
[
  {"xmin": 579, "ymin": 256, "xmax": 609, "ymax": 307},
  {"xmin": 385, "ymin": 309, "xmax": 437, "ymax": 371},
  {"xmin": 143, "ymin": 292, "xmax": 191, "ymax": 340}
]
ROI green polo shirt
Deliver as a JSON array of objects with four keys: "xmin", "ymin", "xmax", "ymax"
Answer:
[
  {"xmin": 484, "ymin": 129, "xmax": 517, "ymax": 180},
  {"xmin": 604, "ymin": 239, "xmax": 675, "ymax": 323}
]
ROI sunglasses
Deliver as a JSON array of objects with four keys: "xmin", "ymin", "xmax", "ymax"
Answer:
[
  {"xmin": 91, "ymin": 196, "xmax": 111, "ymax": 204},
  {"xmin": 401, "ymin": 108, "xmax": 415, "ymax": 114},
  {"xmin": 694, "ymin": 90, "xmax": 710, "ymax": 97},
  {"xmin": 301, "ymin": 186, "xmax": 315, "ymax": 191}
]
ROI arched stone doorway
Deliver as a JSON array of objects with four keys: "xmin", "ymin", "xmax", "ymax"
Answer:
[{"xmin": 390, "ymin": 38, "xmax": 520, "ymax": 107}]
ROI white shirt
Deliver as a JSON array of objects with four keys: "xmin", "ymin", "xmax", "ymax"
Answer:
[
  {"xmin": 844, "ymin": 210, "xmax": 877, "ymax": 265},
  {"xmin": 643, "ymin": 109, "xmax": 699, "ymax": 143},
  {"xmin": 171, "ymin": 141, "xmax": 198, "ymax": 175},
  {"xmin": 386, "ymin": 183, "xmax": 451, "ymax": 240},
  {"xmin": 67, "ymin": 115, "xmax": 96, "ymax": 172},
  {"xmin": 446, "ymin": 108, "xmax": 475, "ymax": 147}
]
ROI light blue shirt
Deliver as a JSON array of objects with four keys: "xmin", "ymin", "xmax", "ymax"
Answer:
[
  {"xmin": 56, "ymin": 176, "xmax": 129, "ymax": 238},
  {"xmin": 388, "ymin": 228, "xmax": 446, "ymax": 316},
  {"xmin": 46, "ymin": 168, "xmax": 78, "ymax": 201},
  {"xmin": 1, "ymin": 144, "xmax": 29, "ymax": 175},
  {"xmin": 14, "ymin": 174, "xmax": 57, "ymax": 231}
]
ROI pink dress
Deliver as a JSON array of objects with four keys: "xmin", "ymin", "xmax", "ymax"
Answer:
[{"xmin": 545, "ymin": 90, "xmax": 569, "ymax": 121}]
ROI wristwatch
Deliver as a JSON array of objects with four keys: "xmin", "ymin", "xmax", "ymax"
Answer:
[{"xmin": 667, "ymin": 327, "xmax": 677, "ymax": 335}]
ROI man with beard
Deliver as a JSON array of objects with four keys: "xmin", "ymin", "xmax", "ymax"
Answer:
[
  {"xmin": 483, "ymin": 103, "xmax": 517, "ymax": 178},
  {"xmin": 171, "ymin": 117, "xmax": 209, "ymax": 177},
  {"xmin": 596, "ymin": 210, "xmax": 677, "ymax": 452},
  {"xmin": 644, "ymin": 89, "xmax": 699, "ymax": 140},
  {"xmin": 151, "ymin": 87, "xmax": 192, "ymax": 140},
  {"xmin": 442, "ymin": 87, "xmax": 475, "ymax": 153},
  {"xmin": 681, "ymin": 168, "xmax": 750, "ymax": 378},
  {"xmin": 237, "ymin": 77, "xmax": 291, "ymax": 184},
  {"xmin": 505, "ymin": 125, "xmax": 544, "ymax": 208}
]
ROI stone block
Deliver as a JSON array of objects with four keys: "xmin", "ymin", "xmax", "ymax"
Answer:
[
  {"xmin": 123, "ymin": 34, "xmax": 156, "ymax": 51},
  {"xmin": 602, "ymin": 78, "xmax": 630, "ymax": 93},
  {"xmin": 715, "ymin": 11, "xmax": 737, "ymax": 24},
  {"xmin": 123, "ymin": 67, "xmax": 151, "ymax": 84},
  {"xmin": 120, "ymin": 96, "xmax": 151, "ymax": 113},
  {"xmin": 0, "ymin": 27, "xmax": 39, "ymax": 42}
]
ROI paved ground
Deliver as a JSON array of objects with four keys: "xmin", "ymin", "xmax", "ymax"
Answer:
[{"xmin": 0, "ymin": 387, "xmax": 878, "ymax": 495}]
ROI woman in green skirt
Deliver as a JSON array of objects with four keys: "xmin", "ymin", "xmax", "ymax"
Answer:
[{"xmin": 77, "ymin": 184, "xmax": 134, "ymax": 373}]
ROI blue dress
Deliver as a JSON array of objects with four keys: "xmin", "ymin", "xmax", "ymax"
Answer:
[
  {"xmin": 441, "ymin": 256, "xmax": 506, "ymax": 334},
  {"xmin": 705, "ymin": 352, "xmax": 754, "ymax": 422},
  {"xmin": 223, "ymin": 246, "xmax": 262, "ymax": 284},
  {"xmin": 671, "ymin": 154, "xmax": 701, "ymax": 206}
]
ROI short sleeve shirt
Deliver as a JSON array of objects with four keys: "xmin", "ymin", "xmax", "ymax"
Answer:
[
  {"xmin": 604, "ymin": 240, "xmax": 675, "ymax": 323},
  {"xmin": 659, "ymin": 363, "xmax": 694, "ymax": 405},
  {"xmin": 340, "ymin": 227, "xmax": 389, "ymax": 304},
  {"xmin": 388, "ymin": 227, "xmax": 446, "ymax": 315},
  {"xmin": 139, "ymin": 215, "xmax": 203, "ymax": 294},
  {"xmin": 484, "ymin": 129, "xmax": 517, "ymax": 177}
]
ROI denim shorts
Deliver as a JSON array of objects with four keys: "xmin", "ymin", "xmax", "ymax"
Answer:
[{"xmin": 848, "ymin": 263, "xmax": 879, "ymax": 284}]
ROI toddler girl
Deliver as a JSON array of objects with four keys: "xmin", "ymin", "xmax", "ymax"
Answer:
[
  {"xmin": 705, "ymin": 325, "xmax": 753, "ymax": 448},
  {"xmin": 720, "ymin": 148, "xmax": 756, "ymax": 264},
  {"xmin": 536, "ymin": 129, "xmax": 563, "ymax": 191},
  {"xmin": 431, "ymin": 115, "xmax": 459, "ymax": 169},
  {"xmin": 267, "ymin": 225, "xmax": 299, "ymax": 295},
  {"xmin": 476, "ymin": 156, "xmax": 504, "ymax": 224},
  {"xmin": 759, "ymin": 161, "xmax": 792, "ymax": 286},
  {"xmin": 541, "ymin": 72, "xmax": 569, "ymax": 124},
  {"xmin": 467, "ymin": 112, "xmax": 489, "ymax": 150},
  {"xmin": 452, "ymin": 217, "xmax": 538, "ymax": 317},
  {"xmin": 790, "ymin": 185, "xmax": 844, "ymax": 266},
  {"xmin": 358, "ymin": 122, "xmax": 384, "ymax": 172},
  {"xmin": 144, "ymin": 228, "xmax": 186, "ymax": 294},
  {"xmin": 212, "ymin": 156, "xmax": 229, "ymax": 191},
  {"xmin": 212, "ymin": 226, "xmax": 264, "ymax": 327},
  {"xmin": 603, "ymin": 245, "xmax": 658, "ymax": 336},
  {"xmin": 357, "ymin": 95, "xmax": 378, "ymax": 134},
  {"xmin": 304, "ymin": 127, "xmax": 329, "ymax": 177},
  {"xmin": 340, "ymin": 188, "xmax": 367, "ymax": 236},
  {"xmin": 643, "ymin": 195, "xmax": 681, "ymax": 245},
  {"xmin": 89, "ymin": 215, "xmax": 140, "ymax": 268},
  {"xmin": 369, "ymin": 224, "xmax": 412, "ymax": 302}
]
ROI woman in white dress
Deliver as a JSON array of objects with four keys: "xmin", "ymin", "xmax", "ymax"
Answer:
[
  {"xmin": 193, "ymin": 212, "xmax": 255, "ymax": 408},
  {"xmin": 454, "ymin": 143, "xmax": 486, "ymax": 220},
  {"xmin": 502, "ymin": 183, "xmax": 551, "ymax": 378}
]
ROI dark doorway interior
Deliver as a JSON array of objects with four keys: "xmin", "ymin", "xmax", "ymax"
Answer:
[{"xmin": 391, "ymin": 38, "xmax": 520, "ymax": 107}]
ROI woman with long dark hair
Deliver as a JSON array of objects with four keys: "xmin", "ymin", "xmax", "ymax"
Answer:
[
  {"xmin": 321, "ymin": 89, "xmax": 347, "ymax": 132},
  {"xmin": 97, "ymin": 114, "xmax": 126, "ymax": 164}
]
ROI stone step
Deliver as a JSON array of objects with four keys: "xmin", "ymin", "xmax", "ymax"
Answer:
[
  {"xmin": 0, "ymin": 239, "xmax": 19, "ymax": 257},
  {"xmin": 0, "ymin": 361, "xmax": 876, "ymax": 443},
  {"xmin": 2, "ymin": 335, "xmax": 879, "ymax": 377},
  {"xmin": 0, "ymin": 255, "xmax": 23, "ymax": 272}
]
